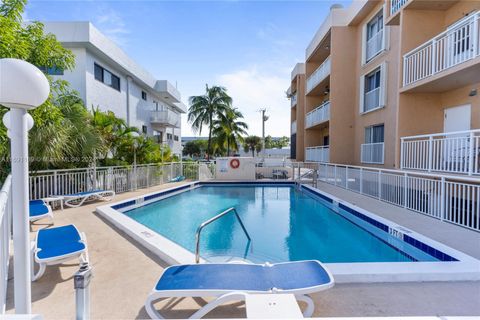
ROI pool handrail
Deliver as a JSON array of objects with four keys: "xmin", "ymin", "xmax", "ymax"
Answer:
[{"xmin": 195, "ymin": 207, "xmax": 251, "ymax": 263}]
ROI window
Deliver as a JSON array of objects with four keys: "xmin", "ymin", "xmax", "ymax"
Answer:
[
  {"xmin": 365, "ymin": 10, "xmax": 385, "ymax": 62},
  {"xmin": 174, "ymin": 135, "xmax": 179, "ymax": 141},
  {"xmin": 142, "ymin": 91, "xmax": 147, "ymax": 101},
  {"xmin": 39, "ymin": 66, "xmax": 64, "ymax": 75},
  {"xmin": 323, "ymin": 136, "xmax": 329, "ymax": 146},
  {"xmin": 142, "ymin": 125, "xmax": 147, "ymax": 134},
  {"xmin": 365, "ymin": 124, "xmax": 384, "ymax": 144},
  {"xmin": 94, "ymin": 63, "xmax": 120, "ymax": 91},
  {"xmin": 360, "ymin": 63, "xmax": 386, "ymax": 113},
  {"xmin": 167, "ymin": 133, "xmax": 173, "ymax": 140}
]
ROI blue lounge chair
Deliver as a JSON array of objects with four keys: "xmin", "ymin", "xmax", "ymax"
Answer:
[
  {"xmin": 31, "ymin": 224, "xmax": 88, "ymax": 281},
  {"xmin": 145, "ymin": 260, "xmax": 334, "ymax": 319},
  {"xmin": 169, "ymin": 175, "xmax": 185, "ymax": 183},
  {"xmin": 29, "ymin": 201, "xmax": 53, "ymax": 222},
  {"xmin": 60, "ymin": 189, "xmax": 115, "ymax": 208}
]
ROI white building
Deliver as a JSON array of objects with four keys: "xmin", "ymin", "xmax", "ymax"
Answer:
[{"xmin": 43, "ymin": 21, "xmax": 185, "ymax": 156}]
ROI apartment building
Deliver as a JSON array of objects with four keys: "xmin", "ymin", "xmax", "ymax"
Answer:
[
  {"xmin": 43, "ymin": 22, "xmax": 186, "ymax": 157},
  {"xmin": 289, "ymin": 0, "xmax": 480, "ymax": 176},
  {"xmin": 288, "ymin": 63, "xmax": 306, "ymax": 161}
]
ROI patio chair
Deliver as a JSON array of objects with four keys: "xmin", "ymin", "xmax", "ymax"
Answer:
[
  {"xmin": 60, "ymin": 189, "xmax": 115, "ymax": 208},
  {"xmin": 145, "ymin": 260, "xmax": 334, "ymax": 319},
  {"xmin": 169, "ymin": 175, "xmax": 185, "ymax": 183},
  {"xmin": 29, "ymin": 201, "xmax": 53, "ymax": 222},
  {"xmin": 31, "ymin": 224, "xmax": 88, "ymax": 281}
]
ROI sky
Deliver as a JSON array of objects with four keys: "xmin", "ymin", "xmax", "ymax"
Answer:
[{"xmin": 25, "ymin": 0, "xmax": 351, "ymax": 137}]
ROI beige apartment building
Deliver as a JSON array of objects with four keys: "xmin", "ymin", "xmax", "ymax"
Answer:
[{"xmin": 289, "ymin": 0, "xmax": 480, "ymax": 176}]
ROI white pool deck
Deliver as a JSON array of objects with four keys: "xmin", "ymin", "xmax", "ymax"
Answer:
[{"xmin": 5, "ymin": 180, "xmax": 480, "ymax": 319}]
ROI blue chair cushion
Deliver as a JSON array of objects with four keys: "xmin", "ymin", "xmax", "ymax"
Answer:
[
  {"xmin": 155, "ymin": 260, "xmax": 331, "ymax": 292},
  {"xmin": 30, "ymin": 200, "xmax": 45, "ymax": 206},
  {"xmin": 36, "ymin": 225, "xmax": 85, "ymax": 260},
  {"xmin": 30, "ymin": 204, "xmax": 49, "ymax": 217}
]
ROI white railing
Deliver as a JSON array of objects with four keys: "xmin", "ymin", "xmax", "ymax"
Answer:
[
  {"xmin": 305, "ymin": 101, "xmax": 330, "ymax": 128},
  {"xmin": 291, "ymin": 121, "xmax": 297, "ymax": 134},
  {"xmin": 305, "ymin": 146, "xmax": 329, "ymax": 163},
  {"xmin": 291, "ymin": 93, "xmax": 297, "ymax": 107},
  {"xmin": 28, "ymin": 162, "xmax": 215, "ymax": 200},
  {"xmin": 150, "ymin": 109, "xmax": 180, "ymax": 128},
  {"xmin": 366, "ymin": 29, "xmax": 384, "ymax": 61},
  {"xmin": 390, "ymin": 0, "xmax": 408, "ymax": 15},
  {"xmin": 0, "ymin": 175, "xmax": 12, "ymax": 314},
  {"xmin": 306, "ymin": 56, "xmax": 331, "ymax": 94},
  {"xmin": 401, "ymin": 129, "xmax": 480, "ymax": 176},
  {"xmin": 403, "ymin": 12, "xmax": 480, "ymax": 86},
  {"xmin": 295, "ymin": 162, "xmax": 480, "ymax": 231},
  {"xmin": 364, "ymin": 87, "xmax": 380, "ymax": 112},
  {"xmin": 361, "ymin": 142, "xmax": 385, "ymax": 164}
]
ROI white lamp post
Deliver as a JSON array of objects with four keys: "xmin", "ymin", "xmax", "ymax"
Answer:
[
  {"xmin": 131, "ymin": 132, "xmax": 140, "ymax": 190},
  {"xmin": 0, "ymin": 58, "xmax": 50, "ymax": 314}
]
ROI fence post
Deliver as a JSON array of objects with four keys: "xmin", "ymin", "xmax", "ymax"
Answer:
[
  {"xmin": 428, "ymin": 136, "xmax": 433, "ymax": 172},
  {"xmin": 334, "ymin": 165, "xmax": 337, "ymax": 186},
  {"xmin": 345, "ymin": 167, "xmax": 349, "ymax": 190},
  {"xmin": 468, "ymin": 131, "xmax": 474, "ymax": 176},
  {"xmin": 431, "ymin": 38, "xmax": 437, "ymax": 75},
  {"xmin": 359, "ymin": 168, "xmax": 363, "ymax": 194},
  {"xmin": 440, "ymin": 176, "xmax": 446, "ymax": 221},
  {"xmin": 378, "ymin": 170, "xmax": 382, "ymax": 200},
  {"xmin": 403, "ymin": 172, "xmax": 408, "ymax": 208},
  {"xmin": 93, "ymin": 165, "xmax": 97, "ymax": 190},
  {"xmin": 400, "ymin": 138, "xmax": 405, "ymax": 170},
  {"xmin": 53, "ymin": 170, "xmax": 58, "ymax": 196}
]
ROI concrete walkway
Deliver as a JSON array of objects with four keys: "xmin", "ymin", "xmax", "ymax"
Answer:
[{"xmin": 5, "ymin": 181, "xmax": 480, "ymax": 319}]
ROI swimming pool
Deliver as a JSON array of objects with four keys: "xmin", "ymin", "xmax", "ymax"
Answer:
[
  {"xmin": 123, "ymin": 185, "xmax": 437, "ymax": 263},
  {"xmin": 97, "ymin": 181, "xmax": 480, "ymax": 282}
]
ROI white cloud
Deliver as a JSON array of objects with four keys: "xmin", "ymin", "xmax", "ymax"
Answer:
[
  {"xmin": 216, "ymin": 66, "xmax": 291, "ymax": 137},
  {"xmin": 94, "ymin": 8, "xmax": 130, "ymax": 47}
]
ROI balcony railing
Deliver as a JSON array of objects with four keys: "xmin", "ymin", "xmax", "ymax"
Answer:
[
  {"xmin": 366, "ymin": 29, "xmax": 384, "ymax": 62},
  {"xmin": 291, "ymin": 120, "xmax": 297, "ymax": 134},
  {"xmin": 305, "ymin": 101, "xmax": 330, "ymax": 128},
  {"xmin": 291, "ymin": 93, "xmax": 297, "ymax": 107},
  {"xmin": 150, "ymin": 109, "xmax": 180, "ymax": 128},
  {"xmin": 305, "ymin": 146, "xmax": 329, "ymax": 162},
  {"xmin": 364, "ymin": 87, "xmax": 381, "ymax": 112},
  {"xmin": 306, "ymin": 56, "xmax": 331, "ymax": 94},
  {"xmin": 401, "ymin": 129, "xmax": 480, "ymax": 176},
  {"xmin": 390, "ymin": 0, "xmax": 408, "ymax": 15},
  {"xmin": 361, "ymin": 142, "xmax": 385, "ymax": 164},
  {"xmin": 403, "ymin": 12, "xmax": 480, "ymax": 86}
]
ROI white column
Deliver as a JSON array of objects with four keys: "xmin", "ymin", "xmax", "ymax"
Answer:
[{"xmin": 10, "ymin": 108, "xmax": 32, "ymax": 313}]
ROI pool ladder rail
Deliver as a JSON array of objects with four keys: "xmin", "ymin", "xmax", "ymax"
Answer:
[{"xmin": 195, "ymin": 207, "xmax": 251, "ymax": 264}]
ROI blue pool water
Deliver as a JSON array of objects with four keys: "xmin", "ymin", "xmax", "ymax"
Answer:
[{"xmin": 124, "ymin": 185, "xmax": 439, "ymax": 263}]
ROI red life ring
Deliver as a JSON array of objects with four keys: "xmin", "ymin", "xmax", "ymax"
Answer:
[{"xmin": 229, "ymin": 158, "xmax": 240, "ymax": 169}]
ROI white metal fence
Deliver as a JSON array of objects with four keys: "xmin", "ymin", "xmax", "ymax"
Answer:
[
  {"xmin": 401, "ymin": 130, "xmax": 480, "ymax": 176},
  {"xmin": 403, "ymin": 12, "xmax": 480, "ymax": 86},
  {"xmin": 296, "ymin": 162, "xmax": 480, "ymax": 232},
  {"xmin": 0, "ymin": 175, "xmax": 12, "ymax": 314},
  {"xmin": 366, "ymin": 29, "xmax": 384, "ymax": 62},
  {"xmin": 305, "ymin": 101, "xmax": 330, "ymax": 128},
  {"xmin": 29, "ymin": 162, "xmax": 215, "ymax": 200},
  {"xmin": 390, "ymin": 0, "xmax": 408, "ymax": 15},
  {"xmin": 361, "ymin": 142, "xmax": 385, "ymax": 164},
  {"xmin": 305, "ymin": 146, "xmax": 329, "ymax": 163},
  {"xmin": 306, "ymin": 56, "xmax": 331, "ymax": 94}
]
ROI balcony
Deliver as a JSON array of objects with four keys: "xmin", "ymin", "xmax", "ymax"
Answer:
[
  {"xmin": 305, "ymin": 101, "xmax": 330, "ymax": 129},
  {"xmin": 390, "ymin": 0, "xmax": 408, "ymax": 16},
  {"xmin": 306, "ymin": 56, "xmax": 331, "ymax": 94},
  {"xmin": 401, "ymin": 129, "xmax": 480, "ymax": 175},
  {"xmin": 291, "ymin": 93, "xmax": 297, "ymax": 107},
  {"xmin": 305, "ymin": 146, "xmax": 329, "ymax": 162},
  {"xmin": 403, "ymin": 12, "xmax": 480, "ymax": 88},
  {"xmin": 150, "ymin": 109, "xmax": 180, "ymax": 128},
  {"xmin": 361, "ymin": 142, "xmax": 385, "ymax": 164},
  {"xmin": 291, "ymin": 120, "xmax": 297, "ymax": 135}
]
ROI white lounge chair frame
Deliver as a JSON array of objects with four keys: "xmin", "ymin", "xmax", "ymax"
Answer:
[
  {"xmin": 145, "ymin": 261, "xmax": 334, "ymax": 319},
  {"xmin": 63, "ymin": 190, "xmax": 115, "ymax": 208},
  {"xmin": 31, "ymin": 226, "xmax": 89, "ymax": 281}
]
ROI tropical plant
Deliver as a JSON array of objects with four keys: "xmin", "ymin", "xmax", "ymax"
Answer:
[
  {"xmin": 188, "ymin": 85, "xmax": 232, "ymax": 160},
  {"xmin": 212, "ymin": 107, "xmax": 248, "ymax": 156},
  {"xmin": 265, "ymin": 135, "xmax": 290, "ymax": 149},
  {"xmin": 243, "ymin": 136, "xmax": 262, "ymax": 157}
]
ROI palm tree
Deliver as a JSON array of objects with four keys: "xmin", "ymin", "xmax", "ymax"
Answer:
[
  {"xmin": 213, "ymin": 108, "xmax": 248, "ymax": 156},
  {"xmin": 243, "ymin": 136, "xmax": 262, "ymax": 157},
  {"xmin": 188, "ymin": 85, "xmax": 232, "ymax": 160}
]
